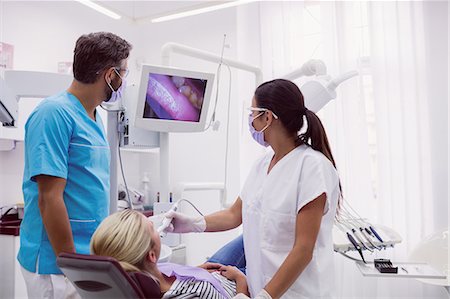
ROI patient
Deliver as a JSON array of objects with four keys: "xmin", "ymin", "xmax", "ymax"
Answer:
[{"xmin": 90, "ymin": 209, "xmax": 249, "ymax": 299}]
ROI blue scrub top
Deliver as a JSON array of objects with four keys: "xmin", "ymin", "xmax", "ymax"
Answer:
[{"xmin": 18, "ymin": 91, "xmax": 110, "ymax": 274}]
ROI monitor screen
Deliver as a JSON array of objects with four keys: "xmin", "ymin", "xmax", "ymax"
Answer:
[
  {"xmin": 143, "ymin": 73, "xmax": 207, "ymax": 122},
  {"xmin": 135, "ymin": 65, "xmax": 214, "ymax": 133}
]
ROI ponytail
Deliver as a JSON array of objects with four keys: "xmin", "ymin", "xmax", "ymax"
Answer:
[
  {"xmin": 301, "ymin": 109, "xmax": 343, "ymax": 207},
  {"xmin": 301, "ymin": 109, "xmax": 336, "ymax": 167}
]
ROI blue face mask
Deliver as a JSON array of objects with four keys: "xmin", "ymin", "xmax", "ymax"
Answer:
[
  {"xmin": 105, "ymin": 68, "xmax": 126, "ymax": 103},
  {"xmin": 248, "ymin": 113, "xmax": 270, "ymax": 147}
]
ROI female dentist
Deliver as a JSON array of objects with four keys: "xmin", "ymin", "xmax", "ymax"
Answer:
[{"xmin": 166, "ymin": 79, "xmax": 342, "ymax": 299}]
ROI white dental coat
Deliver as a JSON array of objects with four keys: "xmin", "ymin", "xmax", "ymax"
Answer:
[{"xmin": 241, "ymin": 145, "xmax": 339, "ymax": 298}]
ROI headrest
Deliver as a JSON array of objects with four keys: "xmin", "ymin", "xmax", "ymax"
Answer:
[
  {"xmin": 129, "ymin": 272, "xmax": 163, "ymax": 299},
  {"xmin": 57, "ymin": 253, "xmax": 146, "ymax": 298}
]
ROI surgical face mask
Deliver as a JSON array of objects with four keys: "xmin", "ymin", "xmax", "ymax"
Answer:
[
  {"xmin": 104, "ymin": 68, "xmax": 126, "ymax": 103},
  {"xmin": 248, "ymin": 113, "xmax": 270, "ymax": 147}
]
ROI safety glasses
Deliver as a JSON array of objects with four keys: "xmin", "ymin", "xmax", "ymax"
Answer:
[
  {"xmin": 247, "ymin": 107, "xmax": 279, "ymax": 119},
  {"xmin": 114, "ymin": 67, "xmax": 130, "ymax": 78}
]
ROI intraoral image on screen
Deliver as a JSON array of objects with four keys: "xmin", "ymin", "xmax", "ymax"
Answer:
[{"xmin": 143, "ymin": 73, "xmax": 207, "ymax": 122}]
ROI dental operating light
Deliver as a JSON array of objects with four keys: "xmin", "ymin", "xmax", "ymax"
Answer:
[{"xmin": 300, "ymin": 71, "xmax": 359, "ymax": 113}]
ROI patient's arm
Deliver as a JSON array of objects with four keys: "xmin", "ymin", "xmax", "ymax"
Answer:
[
  {"xmin": 204, "ymin": 197, "xmax": 242, "ymax": 232},
  {"xmin": 198, "ymin": 263, "xmax": 249, "ymax": 296},
  {"xmin": 219, "ymin": 265, "xmax": 249, "ymax": 296}
]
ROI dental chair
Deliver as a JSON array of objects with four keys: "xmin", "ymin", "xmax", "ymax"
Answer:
[{"xmin": 57, "ymin": 253, "xmax": 162, "ymax": 299}]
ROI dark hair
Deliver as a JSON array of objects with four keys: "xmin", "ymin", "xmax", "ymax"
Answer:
[
  {"xmin": 73, "ymin": 32, "xmax": 132, "ymax": 84},
  {"xmin": 254, "ymin": 79, "xmax": 343, "ymax": 206}
]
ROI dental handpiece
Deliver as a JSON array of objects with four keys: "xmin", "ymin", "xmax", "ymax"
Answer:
[
  {"xmin": 360, "ymin": 227, "xmax": 382, "ymax": 250},
  {"xmin": 348, "ymin": 218, "xmax": 380, "ymax": 250},
  {"xmin": 351, "ymin": 228, "xmax": 373, "ymax": 252},
  {"xmin": 157, "ymin": 202, "xmax": 179, "ymax": 238},
  {"xmin": 370, "ymin": 226, "xmax": 384, "ymax": 243},
  {"xmin": 347, "ymin": 232, "xmax": 366, "ymax": 263}
]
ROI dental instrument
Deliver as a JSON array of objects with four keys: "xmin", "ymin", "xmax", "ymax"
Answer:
[
  {"xmin": 335, "ymin": 221, "xmax": 366, "ymax": 263},
  {"xmin": 157, "ymin": 201, "xmax": 179, "ymax": 238},
  {"xmin": 339, "ymin": 208, "xmax": 382, "ymax": 250},
  {"xmin": 334, "ymin": 199, "xmax": 402, "ymax": 260},
  {"xmin": 342, "ymin": 201, "xmax": 385, "ymax": 243},
  {"xmin": 157, "ymin": 198, "xmax": 204, "ymax": 238}
]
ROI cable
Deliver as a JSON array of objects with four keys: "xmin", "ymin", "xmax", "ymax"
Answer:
[
  {"xmin": 219, "ymin": 34, "xmax": 226, "ymax": 64},
  {"xmin": 178, "ymin": 198, "xmax": 204, "ymax": 216},
  {"xmin": 204, "ymin": 34, "xmax": 229, "ymax": 131},
  {"xmin": 341, "ymin": 201, "xmax": 384, "ymax": 243},
  {"xmin": 337, "ymin": 205, "xmax": 384, "ymax": 250},
  {"xmin": 204, "ymin": 63, "xmax": 233, "ymax": 207},
  {"xmin": 222, "ymin": 64, "xmax": 232, "ymax": 207},
  {"xmin": 338, "ymin": 251, "xmax": 365, "ymax": 263},
  {"xmin": 335, "ymin": 221, "xmax": 367, "ymax": 263},
  {"xmin": 202, "ymin": 34, "xmax": 233, "ymax": 208},
  {"xmin": 0, "ymin": 207, "xmax": 15, "ymax": 223},
  {"xmin": 117, "ymin": 131, "xmax": 132, "ymax": 209},
  {"xmin": 204, "ymin": 63, "xmax": 224, "ymax": 130}
]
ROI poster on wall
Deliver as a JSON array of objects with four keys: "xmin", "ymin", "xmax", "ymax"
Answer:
[{"xmin": 0, "ymin": 42, "xmax": 14, "ymax": 70}]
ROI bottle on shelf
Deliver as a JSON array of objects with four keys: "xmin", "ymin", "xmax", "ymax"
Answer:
[{"xmin": 142, "ymin": 172, "xmax": 154, "ymax": 210}]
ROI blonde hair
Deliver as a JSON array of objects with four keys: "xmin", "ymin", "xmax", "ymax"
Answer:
[{"xmin": 91, "ymin": 209, "xmax": 153, "ymax": 272}]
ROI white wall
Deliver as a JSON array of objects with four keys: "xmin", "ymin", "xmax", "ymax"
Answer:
[
  {"xmin": 423, "ymin": 0, "xmax": 449, "ymax": 232},
  {"xmin": 0, "ymin": 1, "xmax": 242, "ymax": 266},
  {"xmin": 236, "ymin": 3, "xmax": 268, "ymax": 183}
]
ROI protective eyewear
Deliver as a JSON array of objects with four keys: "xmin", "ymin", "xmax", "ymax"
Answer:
[
  {"xmin": 114, "ymin": 67, "xmax": 130, "ymax": 78},
  {"xmin": 247, "ymin": 107, "xmax": 279, "ymax": 119}
]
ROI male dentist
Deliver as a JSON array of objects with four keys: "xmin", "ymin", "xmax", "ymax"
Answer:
[{"xmin": 18, "ymin": 32, "xmax": 132, "ymax": 299}]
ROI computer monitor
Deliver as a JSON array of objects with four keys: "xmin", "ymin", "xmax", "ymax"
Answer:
[{"xmin": 134, "ymin": 64, "xmax": 215, "ymax": 132}]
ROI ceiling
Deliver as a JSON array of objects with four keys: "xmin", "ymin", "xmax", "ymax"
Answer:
[{"xmin": 97, "ymin": 1, "xmax": 221, "ymax": 21}]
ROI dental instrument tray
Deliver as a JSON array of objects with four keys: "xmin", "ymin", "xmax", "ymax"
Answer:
[
  {"xmin": 332, "ymin": 202, "xmax": 402, "ymax": 257},
  {"xmin": 355, "ymin": 261, "xmax": 447, "ymax": 279},
  {"xmin": 333, "ymin": 222, "xmax": 402, "ymax": 253}
]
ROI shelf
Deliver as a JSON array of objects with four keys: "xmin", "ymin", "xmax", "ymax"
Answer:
[
  {"xmin": 119, "ymin": 147, "xmax": 160, "ymax": 154},
  {"xmin": 355, "ymin": 261, "xmax": 447, "ymax": 280}
]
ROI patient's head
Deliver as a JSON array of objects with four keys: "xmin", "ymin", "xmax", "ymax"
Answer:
[{"xmin": 91, "ymin": 209, "xmax": 161, "ymax": 272}]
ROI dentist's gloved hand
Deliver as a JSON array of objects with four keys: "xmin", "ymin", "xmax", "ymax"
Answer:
[
  {"xmin": 253, "ymin": 289, "xmax": 272, "ymax": 299},
  {"xmin": 163, "ymin": 211, "xmax": 206, "ymax": 233}
]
